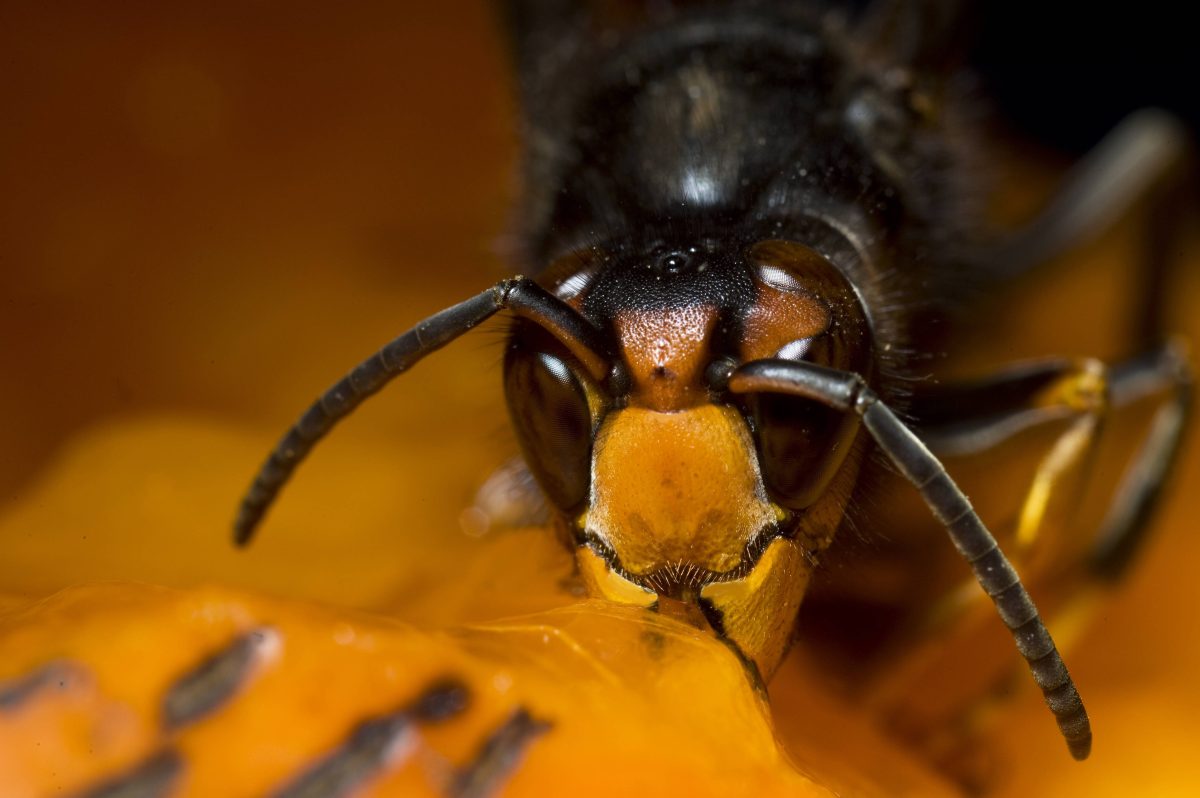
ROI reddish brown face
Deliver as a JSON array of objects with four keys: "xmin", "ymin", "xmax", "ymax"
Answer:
[{"xmin": 504, "ymin": 239, "xmax": 872, "ymax": 678}]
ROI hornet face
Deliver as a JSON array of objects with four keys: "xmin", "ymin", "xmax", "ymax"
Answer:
[
  {"xmin": 503, "ymin": 238, "xmax": 872, "ymax": 678},
  {"xmin": 235, "ymin": 1, "xmax": 1103, "ymax": 757}
]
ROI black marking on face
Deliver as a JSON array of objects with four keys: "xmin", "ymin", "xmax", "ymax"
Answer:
[
  {"xmin": 448, "ymin": 708, "xmax": 551, "ymax": 798},
  {"xmin": 270, "ymin": 678, "xmax": 470, "ymax": 798},
  {"xmin": 161, "ymin": 627, "xmax": 277, "ymax": 731},
  {"xmin": 581, "ymin": 524, "xmax": 781, "ymax": 600},
  {"xmin": 74, "ymin": 750, "xmax": 184, "ymax": 798},
  {"xmin": 582, "ymin": 240, "xmax": 756, "ymax": 325},
  {"xmin": 0, "ymin": 659, "xmax": 87, "ymax": 711}
]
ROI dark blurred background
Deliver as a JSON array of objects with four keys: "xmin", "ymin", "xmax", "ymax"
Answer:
[{"xmin": 972, "ymin": 0, "xmax": 1199, "ymax": 154}]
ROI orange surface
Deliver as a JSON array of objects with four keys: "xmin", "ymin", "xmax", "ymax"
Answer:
[
  {"xmin": 1, "ymin": 3, "xmax": 1198, "ymax": 796},
  {"xmin": 0, "ymin": 585, "xmax": 831, "ymax": 797}
]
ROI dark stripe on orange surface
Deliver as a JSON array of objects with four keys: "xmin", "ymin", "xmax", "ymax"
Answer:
[
  {"xmin": 0, "ymin": 660, "xmax": 86, "ymax": 711},
  {"xmin": 270, "ymin": 679, "xmax": 470, "ymax": 798},
  {"xmin": 162, "ymin": 627, "xmax": 275, "ymax": 731},
  {"xmin": 74, "ymin": 750, "xmax": 183, "ymax": 798},
  {"xmin": 448, "ymin": 708, "xmax": 551, "ymax": 798}
]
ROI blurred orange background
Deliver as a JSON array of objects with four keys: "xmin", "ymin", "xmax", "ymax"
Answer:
[
  {"xmin": 0, "ymin": 2, "xmax": 527, "ymax": 604},
  {"xmin": 1, "ymin": 2, "xmax": 1197, "ymax": 796}
]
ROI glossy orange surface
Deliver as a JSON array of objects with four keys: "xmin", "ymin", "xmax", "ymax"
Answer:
[
  {"xmin": 0, "ymin": 584, "xmax": 834, "ymax": 797},
  {"xmin": 1, "ymin": 3, "xmax": 1198, "ymax": 796}
]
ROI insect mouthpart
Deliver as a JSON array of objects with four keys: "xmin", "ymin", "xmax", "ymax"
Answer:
[
  {"xmin": 580, "ymin": 522, "xmax": 782, "ymax": 601},
  {"xmin": 574, "ymin": 500, "xmax": 816, "ymax": 683},
  {"xmin": 487, "ymin": 238, "xmax": 876, "ymax": 680}
]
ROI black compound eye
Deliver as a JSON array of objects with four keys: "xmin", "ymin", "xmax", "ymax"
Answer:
[
  {"xmin": 747, "ymin": 392, "xmax": 860, "ymax": 510},
  {"xmin": 503, "ymin": 344, "xmax": 594, "ymax": 512},
  {"xmin": 739, "ymin": 239, "xmax": 873, "ymax": 509}
]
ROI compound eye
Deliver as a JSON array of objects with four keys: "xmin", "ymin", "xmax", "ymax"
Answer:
[
  {"xmin": 746, "ymin": 392, "xmax": 860, "ymax": 509},
  {"xmin": 504, "ymin": 341, "xmax": 594, "ymax": 512},
  {"xmin": 740, "ymin": 239, "xmax": 872, "ymax": 509}
]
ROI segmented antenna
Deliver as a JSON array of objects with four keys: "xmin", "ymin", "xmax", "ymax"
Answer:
[
  {"xmin": 233, "ymin": 287, "xmax": 505, "ymax": 545},
  {"xmin": 728, "ymin": 358, "xmax": 1092, "ymax": 760},
  {"xmin": 233, "ymin": 278, "xmax": 612, "ymax": 546}
]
